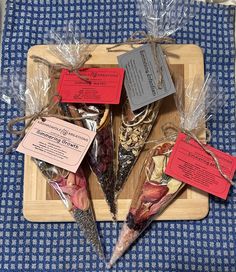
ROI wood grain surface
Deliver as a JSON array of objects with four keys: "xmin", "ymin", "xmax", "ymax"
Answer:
[{"xmin": 23, "ymin": 44, "xmax": 209, "ymax": 221}]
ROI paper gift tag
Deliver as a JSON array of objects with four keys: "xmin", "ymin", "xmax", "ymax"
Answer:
[
  {"xmin": 58, "ymin": 68, "xmax": 125, "ymax": 104},
  {"xmin": 165, "ymin": 133, "xmax": 236, "ymax": 199},
  {"xmin": 118, "ymin": 44, "xmax": 176, "ymax": 111},
  {"xmin": 17, "ymin": 117, "xmax": 96, "ymax": 173}
]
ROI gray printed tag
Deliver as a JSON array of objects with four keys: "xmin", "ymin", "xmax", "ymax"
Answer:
[{"xmin": 118, "ymin": 44, "xmax": 176, "ymax": 111}]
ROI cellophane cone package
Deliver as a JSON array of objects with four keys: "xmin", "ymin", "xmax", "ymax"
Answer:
[
  {"xmin": 114, "ymin": 0, "xmax": 194, "ymax": 196},
  {"xmin": 109, "ymin": 140, "xmax": 185, "ymax": 267},
  {"xmin": 109, "ymin": 73, "xmax": 219, "ymax": 266},
  {"xmin": 0, "ymin": 66, "xmax": 105, "ymax": 259},
  {"xmin": 34, "ymin": 160, "xmax": 104, "ymax": 259},
  {"xmin": 116, "ymin": 99, "xmax": 161, "ymax": 195},
  {"xmin": 67, "ymin": 104, "xmax": 117, "ymax": 219}
]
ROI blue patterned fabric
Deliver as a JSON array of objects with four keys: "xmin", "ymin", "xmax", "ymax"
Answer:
[{"xmin": 0, "ymin": 1, "xmax": 235, "ymax": 271}]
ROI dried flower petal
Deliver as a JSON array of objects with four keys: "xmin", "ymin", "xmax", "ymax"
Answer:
[
  {"xmin": 140, "ymin": 181, "xmax": 169, "ymax": 203},
  {"xmin": 110, "ymin": 141, "xmax": 185, "ymax": 266},
  {"xmin": 150, "ymin": 155, "xmax": 165, "ymax": 180},
  {"xmin": 60, "ymin": 185, "xmax": 78, "ymax": 196},
  {"xmin": 71, "ymin": 187, "xmax": 90, "ymax": 210}
]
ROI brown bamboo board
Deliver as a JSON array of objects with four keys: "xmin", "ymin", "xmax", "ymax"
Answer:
[{"xmin": 23, "ymin": 44, "xmax": 209, "ymax": 222}]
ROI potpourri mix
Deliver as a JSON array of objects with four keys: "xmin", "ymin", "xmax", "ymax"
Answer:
[{"xmin": 0, "ymin": 0, "xmax": 235, "ymax": 269}]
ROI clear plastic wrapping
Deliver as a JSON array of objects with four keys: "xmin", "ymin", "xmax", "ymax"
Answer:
[
  {"xmin": 114, "ymin": 0, "xmax": 194, "ymax": 197},
  {"xmin": 109, "ymin": 137, "xmax": 182, "ymax": 267},
  {"xmin": 1, "ymin": 67, "xmax": 54, "ymax": 114},
  {"xmin": 174, "ymin": 74, "xmax": 221, "ymax": 134},
  {"xmin": 64, "ymin": 103, "xmax": 117, "ymax": 219},
  {"xmin": 48, "ymin": 24, "xmax": 117, "ymax": 217},
  {"xmin": 29, "ymin": 23, "xmax": 94, "ymax": 85},
  {"xmin": 47, "ymin": 23, "xmax": 93, "ymax": 69},
  {"xmin": 136, "ymin": 0, "xmax": 194, "ymax": 37},
  {"xmin": 0, "ymin": 71, "xmax": 28, "ymax": 113},
  {"xmin": 34, "ymin": 160, "xmax": 104, "ymax": 259},
  {"xmin": 109, "ymin": 75, "xmax": 217, "ymax": 267},
  {"xmin": 116, "ymin": 99, "xmax": 161, "ymax": 194},
  {"xmin": 1, "ymin": 66, "xmax": 104, "ymax": 259}
]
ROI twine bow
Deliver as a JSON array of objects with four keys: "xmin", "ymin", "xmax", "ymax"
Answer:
[
  {"xmin": 159, "ymin": 122, "xmax": 234, "ymax": 186},
  {"xmin": 107, "ymin": 31, "xmax": 176, "ymax": 89},
  {"xmin": 182, "ymin": 129, "xmax": 234, "ymax": 186},
  {"xmin": 6, "ymin": 94, "xmax": 84, "ymax": 154},
  {"xmin": 30, "ymin": 53, "xmax": 92, "ymax": 82},
  {"xmin": 107, "ymin": 30, "xmax": 175, "ymax": 52}
]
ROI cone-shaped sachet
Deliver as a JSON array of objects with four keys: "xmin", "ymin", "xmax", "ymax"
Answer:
[
  {"xmin": 0, "ymin": 68, "xmax": 104, "ymax": 259},
  {"xmin": 116, "ymin": 99, "xmax": 161, "ymax": 194},
  {"xmin": 109, "ymin": 75, "xmax": 217, "ymax": 267},
  {"xmin": 35, "ymin": 160, "xmax": 104, "ymax": 259},
  {"xmin": 66, "ymin": 104, "xmax": 117, "ymax": 219},
  {"xmin": 109, "ymin": 140, "xmax": 184, "ymax": 267},
  {"xmin": 47, "ymin": 22, "xmax": 95, "ymax": 73},
  {"xmin": 46, "ymin": 23, "xmax": 116, "ymax": 219},
  {"xmin": 115, "ymin": 0, "xmax": 194, "ymax": 196}
]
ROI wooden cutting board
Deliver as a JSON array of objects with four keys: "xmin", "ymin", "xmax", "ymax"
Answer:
[{"xmin": 23, "ymin": 44, "xmax": 209, "ymax": 222}]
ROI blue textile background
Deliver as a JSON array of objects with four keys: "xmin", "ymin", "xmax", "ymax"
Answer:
[{"xmin": 0, "ymin": 0, "xmax": 235, "ymax": 271}]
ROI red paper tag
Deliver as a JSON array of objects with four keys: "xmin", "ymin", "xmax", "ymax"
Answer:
[
  {"xmin": 165, "ymin": 133, "xmax": 236, "ymax": 199},
  {"xmin": 58, "ymin": 68, "xmax": 125, "ymax": 104}
]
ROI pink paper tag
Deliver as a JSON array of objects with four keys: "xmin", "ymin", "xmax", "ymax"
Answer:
[
  {"xmin": 165, "ymin": 133, "xmax": 236, "ymax": 199},
  {"xmin": 17, "ymin": 117, "xmax": 96, "ymax": 173}
]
